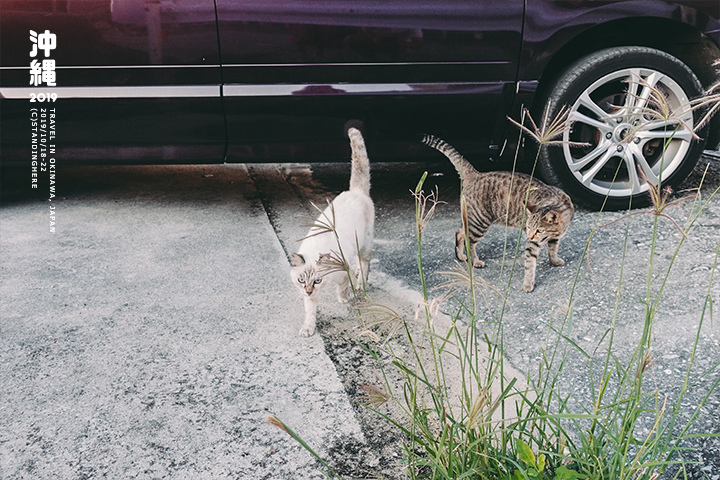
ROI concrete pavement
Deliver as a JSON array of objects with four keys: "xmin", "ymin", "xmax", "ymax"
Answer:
[{"xmin": 0, "ymin": 165, "xmax": 364, "ymax": 479}]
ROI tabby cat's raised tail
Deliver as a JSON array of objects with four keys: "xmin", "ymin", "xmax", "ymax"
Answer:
[
  {"xmin": 421, "ymin": 134, "xmax": 475, "ymax": 178},
  {"xmin": 348, "ymin": 127, "xmax": 371, "ymax": 195}
]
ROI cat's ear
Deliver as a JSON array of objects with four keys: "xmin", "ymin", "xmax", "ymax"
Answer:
[
  {"xmin": 317, "ymin": 253, "xmax": 334, "ymax": 268},
  {"xmin": 544, "ymin": 211, "xmax": 560, "ymax": 223},
  {"xmin": 525, "ymin": 199, "xmax": 537, "ymax": 213},
  {"xmin": 291, "ymin": 253, "xmax": 305, "ymax": 267}
]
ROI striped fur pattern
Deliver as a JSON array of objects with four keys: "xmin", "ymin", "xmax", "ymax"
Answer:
[{"xmin": 422, "ymin": 134, "xmax": 574, "ymax": 292}]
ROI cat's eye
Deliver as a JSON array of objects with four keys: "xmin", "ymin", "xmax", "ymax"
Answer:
[
  {"xmin": 298, "ymin": 277, "xmax": 305, "ymax": 284},
  {"xmin": 314, "ymin": 278, "xmax": 323, "ymax": 284}
]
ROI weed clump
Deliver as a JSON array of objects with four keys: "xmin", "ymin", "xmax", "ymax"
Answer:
[{"xmin": 272, "ymin": 80, "xmax": 720, "ymax": 479}]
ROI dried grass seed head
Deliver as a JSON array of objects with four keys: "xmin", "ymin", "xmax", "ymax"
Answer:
[
  {"xmin": 316, "ymin": 250, "xmax": 348, "ymax": 276},
  {"xmin": 412, "ymin": 185, "xmax": 445, "ymax": 234},
  {"xmin": 508, "ymin": 106, "xmax": 589, "ymax": 147}
]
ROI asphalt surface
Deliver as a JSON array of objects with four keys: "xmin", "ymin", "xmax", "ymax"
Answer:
[{"xmin": 2, "ymin": 152, "xmax": 720, "ymax": 478}]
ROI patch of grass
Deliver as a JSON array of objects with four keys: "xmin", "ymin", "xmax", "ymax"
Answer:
[{"xmin": 272, "ymin": 79, "xmax": 720, "ymax": 479}]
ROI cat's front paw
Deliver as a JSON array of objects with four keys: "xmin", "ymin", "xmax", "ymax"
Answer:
[
  {"xmin": 455, "ymin": 248, "xmax": 468, "ymax": 263},
  {"xmin": 299, "ymin": 322, "xmax": 316, "ymax": 337},
  {"xmin": 473, "ymin": 259, "xmax": 486, "ymax": 268},
  {"xmin": 550, "ymin": 257, "xmax": 565, "ymax": 266},
  {"xmin": 521, "ymin": 282, "xmax": 535, "ymax": 293}
]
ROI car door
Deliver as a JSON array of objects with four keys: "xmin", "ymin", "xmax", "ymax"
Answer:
[
  {"xmin": 0, "ymin": 0, "xmax": 224, "ymax": 166},
  {"xmin": 215, "ymin": 0, "xmax": 524, "ymax": 161}
]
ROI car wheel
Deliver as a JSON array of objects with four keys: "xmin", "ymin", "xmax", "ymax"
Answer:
[{"xmin": 537, "ymin": 46, "xmax": 708, "ymax": 210}]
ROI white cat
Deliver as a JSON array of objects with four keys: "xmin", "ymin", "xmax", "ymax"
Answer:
[{"xmin": 290, "ymin": 127, "xmax": 374, "ymax": 337}]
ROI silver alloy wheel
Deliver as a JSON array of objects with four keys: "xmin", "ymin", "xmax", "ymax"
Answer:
[{"xmin": 562, "ymin": 67, "xmax": 695, "ymax": 198}]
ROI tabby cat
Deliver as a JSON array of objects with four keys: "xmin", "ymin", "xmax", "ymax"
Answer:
[
  {"xmin": 422, "ymin": 135, "xmax": 574, "ymax": 292},
  {"xmin": 290, "ymin": 127, "xmax": 374, "ymax": 336}
]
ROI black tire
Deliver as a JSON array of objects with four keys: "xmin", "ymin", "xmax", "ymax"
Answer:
[{"xmin": 537, "ymin": 46, "xmax": 708, "ymax": 210}]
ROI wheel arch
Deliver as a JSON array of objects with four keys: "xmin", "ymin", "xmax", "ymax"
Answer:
[{"xmin": 529, "ymin": 15, "xmax": 720, "ymax": 146}]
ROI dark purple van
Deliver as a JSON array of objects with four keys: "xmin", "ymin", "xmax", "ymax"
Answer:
[{"xmin": 1, "ymin": 0, "xmax": 719, "ymax": 208}]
